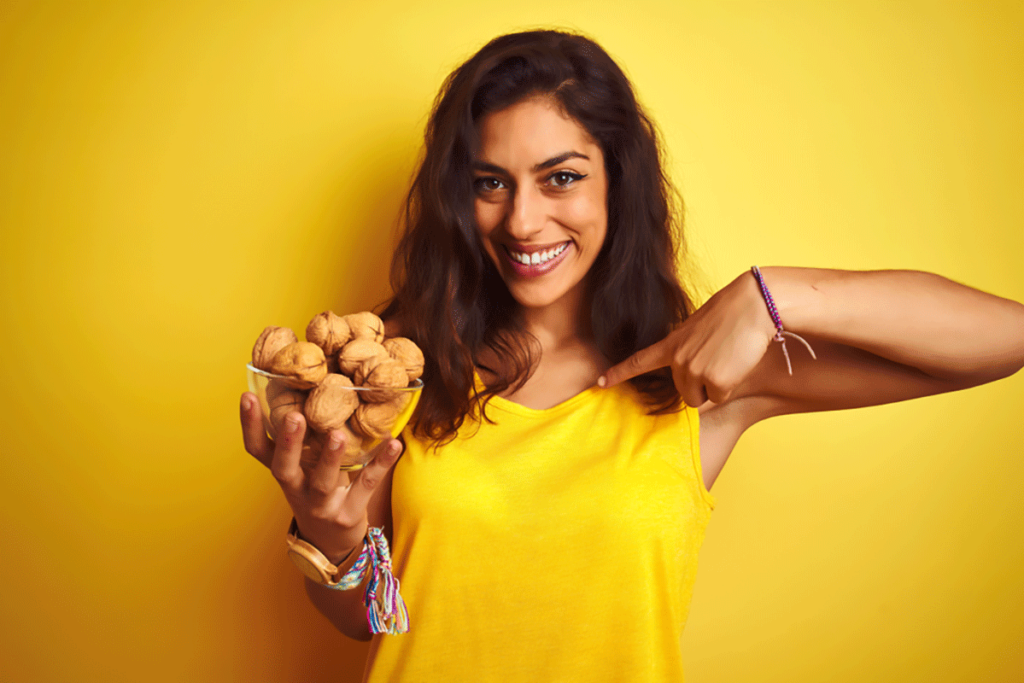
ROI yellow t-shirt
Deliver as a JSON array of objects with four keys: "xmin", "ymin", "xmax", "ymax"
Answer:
[{"xmin": 363, "ymin": 380, "xmax": 716, "ymax": 682}]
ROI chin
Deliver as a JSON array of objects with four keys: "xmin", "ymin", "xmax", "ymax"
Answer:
[{"xmin": 505, "ymin": 277, "xmax": 585, "ymax": 313}]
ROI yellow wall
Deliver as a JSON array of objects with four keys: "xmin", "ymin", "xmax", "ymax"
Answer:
[{"xmin": 1, "ymin": 1, "xmax": 1021, "ymax": 681}]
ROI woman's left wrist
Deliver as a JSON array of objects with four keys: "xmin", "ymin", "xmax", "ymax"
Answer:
[{"xmin": 752, "ymin": 266, "xmax": 821, "ymax": 334}]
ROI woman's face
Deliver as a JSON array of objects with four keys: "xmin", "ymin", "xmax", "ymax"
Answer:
[{"xmin": 473, "ymin": 95, "xmax": 608, "ymax": 314}]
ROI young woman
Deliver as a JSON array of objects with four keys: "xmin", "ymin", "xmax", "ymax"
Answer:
[{"xmin": 240, "ymin": 30, "xmax": 1024, "ymax": 681}]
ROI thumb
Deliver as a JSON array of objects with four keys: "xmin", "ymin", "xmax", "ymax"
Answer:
[{"xmin": 598, "ymin": 336, "xmax": 674, "ymax": 388}]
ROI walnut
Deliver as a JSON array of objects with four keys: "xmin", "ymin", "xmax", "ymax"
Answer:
[
  {"xmin": 266, "ymin": 379, "xmax": 307, "ymax": 436},
  {"xmin": 333, "ymin": 423, "xmax": 367, "ymax": 465},
  {"xmin": 388, "ymin": 390, "xmax": 414, "ymax": 415},
  {"xmin": 350, "ymin": 401, "xmax": 401, "ymax": 440},
  {"xmin": 343, "ymin": 311, "xmax": 385, "ymax": 343},
  {"xmin": 354, "ymin": 357, "xmax": 409, "ymax": 403},
  {"xmin": 383, "ymin": 337, "xmax": 424, "ymax": 381},
  {"xmin": 304, "ymin": 373, "xmax": 359, "ymax": 433},
  {"xmin": 268, "ymin": 341, "xmax": 328, "ymax": 389},
  {"xmin": 305, "ymin": 311, "xmax": 351, "ymax": 358},
  {"xmin": 252, "ymin": 326, "xmax": 298, "ymax": 371},
  {"xmin": 337, "ymin": 339, "xmax": 389, "ymax": 376},
  {"xmin": 266, "ymin": 377, "xmax": 298, "ymax": 405},
  {"xmin": 306, "ymin": 424, "xmax": 365, "ymax": 465}
]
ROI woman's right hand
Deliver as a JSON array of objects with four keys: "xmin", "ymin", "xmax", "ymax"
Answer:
[{"xmin": 239, "ymin": 391, "xmax": 404, "ymax": 564}]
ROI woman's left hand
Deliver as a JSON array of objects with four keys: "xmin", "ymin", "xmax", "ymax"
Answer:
[{"xmin": 599, "ymin": 271, "xmax": 778, "ymax": 407}]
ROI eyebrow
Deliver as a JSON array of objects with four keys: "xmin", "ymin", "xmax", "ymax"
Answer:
[{"xmin": 472, "ymin": 151, "xmax": 590, "ymax": 174}]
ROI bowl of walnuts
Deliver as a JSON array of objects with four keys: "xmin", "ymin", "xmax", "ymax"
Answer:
[{"xmin": 247, "ymin": 310, "xmax": 424, "ymax": 471}]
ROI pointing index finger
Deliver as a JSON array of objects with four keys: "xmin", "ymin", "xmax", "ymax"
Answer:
[{"xmin": 598, "ymin": 336, "xmax": 674, "ymax": 388}]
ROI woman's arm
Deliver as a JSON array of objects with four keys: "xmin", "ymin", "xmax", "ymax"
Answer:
[
  {"xmin": 239, "ymin": 396, "xmax": 404, "ymax": 642},
  {"xmin": 600, "ymin": 267, "xmax": 1024, "ymax": 415},
  {"xmin": 303, "ymin": 460, "xmax": 395, "ymax": 642},
  {"xmin": 763, "ymin": 267, "xmax": 1024, "ymax": 380},
  {"xmin": 734, "ymin": 267, "xmax": 1024, "ymax": 417}
]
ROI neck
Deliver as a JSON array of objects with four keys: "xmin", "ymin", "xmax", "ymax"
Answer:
[
  {"xmin": 519, "ymin": 282, "xmax": 593, "ymax": 353},
  {"xmin": 476, "ymin": 280, "xmax": 608, "ymax": 396}
]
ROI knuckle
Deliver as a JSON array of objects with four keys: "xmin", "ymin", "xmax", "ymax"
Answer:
[
  {"xmin": 704, "ymin": 370, "xmax": 726, "ymax": 392},
  {"xmin": 359, "ymin": 474, "xmax": 381, "ymax": 491},
  {"xmin": 708, "ymin": 366, "xmax": 741, "ymax": 393},
  {"xmin": 308, "ymin": 481, "xmax": 332, "ymax": 497},
  {"xmin": 270, "ymin": 462, "xmax": 290, "ymax": 484},
  {"xmin": 706, "ymin": 367, "xmax": 739, "ymax": 398},
  {"xmin": 335, "ymin": 509, "xmax": 359, "ymax": 529},
  {"xmin": 245, "ymin": 440, "xmax": 267, "ymax": 459},
  {"xmin": 706, "ymin": 385, "xmax": 727, "ymax": 404},
  {"xmin": 704, "ymin": 378, "xmax": 727, "ymax": 403}
]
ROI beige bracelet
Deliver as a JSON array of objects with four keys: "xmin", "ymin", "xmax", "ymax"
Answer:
[{"xmin": 285, "ymin": 518, "xmax": 366, "ymax": 586}]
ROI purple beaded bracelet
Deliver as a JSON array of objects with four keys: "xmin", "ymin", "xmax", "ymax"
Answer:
[{"xmin": 750, "ymin": 266, "xmax": 817, "ymax": 375}]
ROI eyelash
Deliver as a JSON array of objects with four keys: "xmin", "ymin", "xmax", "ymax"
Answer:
[{"xmin": 473, "ymin": 171, "xmax": 586, "ymax": 193}]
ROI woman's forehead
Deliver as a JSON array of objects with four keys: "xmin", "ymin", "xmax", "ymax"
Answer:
[{"xmin": 475, "ymin": 96, "xmax": 601, "ymax": 168}]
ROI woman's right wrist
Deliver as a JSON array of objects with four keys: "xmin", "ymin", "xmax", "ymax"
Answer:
[
  {"xmin": 292, "ymin": 521, "xmax": 364, "ymax": 566},
  {"xmin": 327, "ymin": 543, "xmax": 360, "ymax": 568}
]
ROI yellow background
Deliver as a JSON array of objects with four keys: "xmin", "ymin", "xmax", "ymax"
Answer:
[{"xmin": 1, "ymin": 1, "xmax": 1022, "ymax": 681}]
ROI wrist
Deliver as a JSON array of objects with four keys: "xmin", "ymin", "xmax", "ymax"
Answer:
[
  {"xmin": 740, "ymin": 268, "xmax": 779, "ymax": 340},
  {"xmin": 749, "ymin": 266, "xmax": 819, "ymax": 376},
  {"xmin": 289, "ymin": 519, "xmax": 365, "ymax": 568},
  {"xmin": 754, "ymin": 266, "xmax": 823, "ymax": 334},
  {"xmin": 286, "ymin": 521, "xmax": 409, "ymax": 634}
]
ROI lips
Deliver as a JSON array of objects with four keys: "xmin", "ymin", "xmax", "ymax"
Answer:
[{"xmin": 502, "ymin": 241, "xmax": 573, "ymax": 278}]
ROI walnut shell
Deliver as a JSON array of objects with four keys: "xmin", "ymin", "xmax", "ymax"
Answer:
[
  {"xmin": 388, "ymin": 390, "xmax": 414, "ymax": 414},
  {"xmin": 266, "ymin": 377, "xmax": 299, "ymax": 405},
  {"xmin": 306, "ymin": 424, "xmax": 365, "ymax": 464},
  {"xmin": 266, "ymin": 380, "xmax": 307, "ymax": 436},
  {"xmin": 383, "ymin": 337, "xmax": 424, "ymax": 381},
  {"xmin": 350, "ymin": 401, "xmax": 401, "ymax": 440},
  {"xmin": 332, "ymin": 424, "xmax": 367, "ymax": 464},
  {"xmin": 268, "ymin": 342, "xmax": 328, "ymax": 389},
  {"xmin": 305, "ymin": 311, "xmax": 352, "ymax": 358},
  {"xmin": 343, "ymin": 311, "xmax": 385, "ymax": 343},
  {"xmin": 354, "ymin": 357, "xmax": 409, "ymax": 403},
  {"xmin": 337, "ymin": 339, "xmax": 389, "ymax": 376},
  {"xmin": 252, "ymin": 326, "xmax": 298, "ymax": 371},
  {"xmin": 304, "ymin": 374, "xmax": 359, "ymax": 433}
]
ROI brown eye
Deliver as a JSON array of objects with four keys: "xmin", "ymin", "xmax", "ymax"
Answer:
[
  {"xmin": 548, "ymin": 171, "xmax": 585, "ymax": 188},
  {"xmin": 474, "ymin": 177, "xmax": 506, "ymax": 192}
]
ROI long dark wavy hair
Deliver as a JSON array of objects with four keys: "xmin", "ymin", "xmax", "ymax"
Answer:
[{"xmin": 381, "ymin": 29, "xmax": 695, "ymax": 445}]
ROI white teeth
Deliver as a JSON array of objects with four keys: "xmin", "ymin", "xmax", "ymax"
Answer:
[{"xmin": 509, "ymin": 242, "xmax": 568, "ymax": 266}]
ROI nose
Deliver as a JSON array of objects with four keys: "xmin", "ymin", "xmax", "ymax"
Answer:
[{"xmin": 505, "ymin": 184, "xmax": 545, "ymax": 241}]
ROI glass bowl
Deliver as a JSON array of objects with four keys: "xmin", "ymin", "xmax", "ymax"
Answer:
[{"xmin": 246, "ymin": 363, "xmax": 423, "ymax": 471}]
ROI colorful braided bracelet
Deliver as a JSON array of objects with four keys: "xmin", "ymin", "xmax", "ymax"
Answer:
[
  {"xmin": 750, "ymin": 266, "xmax": 817, "ymax": 375},
  {"xmin": 330, "ymin": 527, "xmax": 410, "ymax": 635}
]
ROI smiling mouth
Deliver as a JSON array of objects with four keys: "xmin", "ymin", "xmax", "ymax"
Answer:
[
  {"xmin": 504, "ymin": 242, "xmax": 570, "ymax": 266},
  {"xmin": 501, "ymin": 241, "xmax": 573, "ymax": 278}
]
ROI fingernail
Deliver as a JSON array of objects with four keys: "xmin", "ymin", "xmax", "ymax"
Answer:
[
  {"xmin": 388, "ymin": 442, "xmax": 401, "ymax": 456},
  {"xmin": 286, "ymin": 415, "xmax": 301, "ymax": 432},
  {"xmin": 597, "ymin": 376, "xmax": 607, "ymax": 388},
  {"xmin": 328, "ymin": 434, "xmax": 342, "ymax": 451},
  {"xmin": 241, "ymin": 395, "xmax": 253, "ymax": 410}
]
